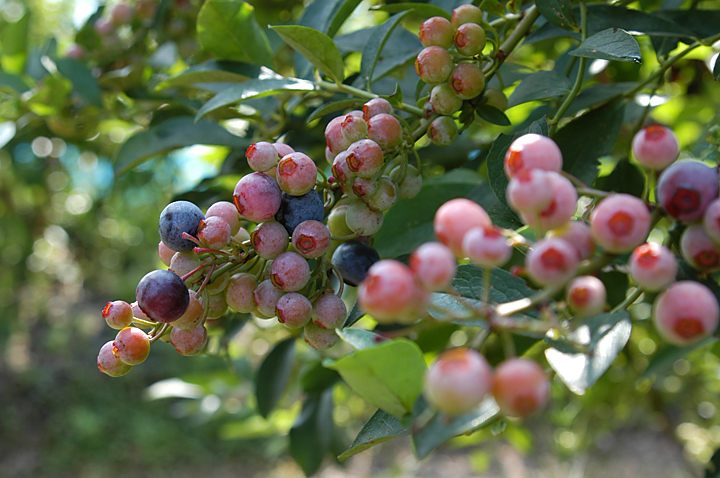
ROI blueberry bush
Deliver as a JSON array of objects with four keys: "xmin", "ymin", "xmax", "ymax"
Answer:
[{"xmin": 6, "ymin": 0, "xmax": 720, "ymax": 475}]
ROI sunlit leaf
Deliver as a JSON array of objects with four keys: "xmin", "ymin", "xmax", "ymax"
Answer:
[
  {"xmin": 569, "ymin": 28, "xmax": 642, "ymax": 63},
  {"xmin": 271, "ymin": 25, "xmax": 345, "ymax": 83}
]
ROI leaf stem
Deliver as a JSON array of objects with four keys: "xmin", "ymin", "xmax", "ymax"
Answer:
[{"xmin": 316, "ymin": 80, "xmax": 425, "ymax": 117}]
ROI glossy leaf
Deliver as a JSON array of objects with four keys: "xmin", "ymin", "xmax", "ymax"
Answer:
[
  {"xmin": 569, "ymin": 28, "xmax": 641, "ymax": 63},
  {"xmin": 536, "ymin": 0, "xmax": 577, "ymax": 31},
  {"xmin": 289, "ymin": 389, "xmax": 334, "ymax": 476},
  {"xmin": 114, "ymin": 117, "xmax": 249, "ymax": 176},
  {"xmin": 475, "ymin": 104, "xmax": 512, "ymax": 126},
  {"xmin": 338, "ymin": 409, "xmax": 409, "ymax": 461},
  {"xmin": 371, "ymin": 3, "xmax": 451, "ymax": 19},
  {"xmin": 545, "ymin": 311, "xmax": 631, "ymax": 395},
  {"xmin": 508, "ymin": 70, "xmax": 572, "ymax": 108},
  {"xmin": 343, "ymin": 300, "xmax": 365, "ymax": 328},
  {"xmin": 337, "ymin": 328, "xmax": 388, "ymax": 350},
  {"xmin": 55, "ymin": 58, "xmax": 103, "ymax": 107},
  {"xmin": 255, "ymin": 338, "xmax": 296, "ymax": 418},
  {"xmin": 157, "ymin": 60, "xmax": 269, "ymax": 89},
  {"xmin": 195, "ymin": 78, "xmax": 315, "ymax": 120},
  {"xmin": 324, "ymin": 339, "xmax": 426, "ymax": 418},
  {"xmin": 360, "ymin": 11, "xmax": 411, "ymax": 89},
  {"xmin": 196, "ymin": 0, "xmax": 272, "ymax": 66},
  {"xmin": 271, "ymin": 25, "xmax": 345, "ymax": 83}
]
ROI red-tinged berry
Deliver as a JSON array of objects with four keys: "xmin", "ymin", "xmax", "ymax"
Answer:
[
  {"xmin": 225, "ymin": 273, "xmax": 258, "ymax": 313},
  {"xmin": 358, "ymin": 259, "xmax": 418, "ymax": 323},
  {"xmin": 504, "ymin": 133, "xmax": 563, "ymax": 178},
  {"xmin": 703, "ymin": 198, "xmax": 720, "ymax": 244},
  {"xmin": 462, "ymin": 225, "xmax": 512, "ymax": 268},
  {"xmin": 171, "ymin": 324, "xmax": 207, "ymax": 356},
  {"xmin": 363, "ymin": 98, "xmax": 394, "ymax": 121},
  {"xmin": 246, "ymin": 141, "xmax": 279, "ymax": 172},
  {"xmin": 454, "ymin": 23, "xmax": 486, "ymax": 57},
  {"xmin": 312, "ymin": 293, "xmax": 347, "ymax": 329},
  {"xmin": 158, "ymin": 241, "xmax": 175, "ymax": 266},
  {"xmin": 346, "ymin": 139, "xmax": 384, "ymax": 178},
  {"xmin": 292, "ymin": 220, "xmax": 331, "ymax": 259},
  {"xmin": 233, "ymin": 172, "xmax": 282, "ymax": 223},
  {"xmin": 271, "ymin": 251, "xmax": 311, "ymax": 292},
  {"xmin": 653, "ymin": 281, "xmax": 719, "ymax": 346},
  {"xmin": 657, "ymin": 161, "xmax": 720, "ymax": 223},
  {"xmin": 506, "ymin": 168, "xmax": 554, "ymax": 215},
  {"xmin": 364, "ymin": 176, "xmax": 397, "ymax": 212},
  {"xmin": 629, "ymin": 242, "xmax": 677, "ymax": 292},
  {"xmin": 206, "ymin": 201, "xmax": 241, "ymax": 236},
  {"xmin": 94, "ymin": 17, "xmax": 114, "ymax": 35},
  {"xmin": 451, "ymin": 4, "xmax": 483, "ymax": 29},
  {"xmin": 419, "ymin": 16, "xmax": 454, "ymax": 48},
  {"xmin": 254, "ymin": 279, "xmax": 285, "ymax": 317},
  {"xmin": 131, "ymin": 301, "xmax": 150, "ymax": 321},
  {"xmin": 589, "ymin": 194, "xmax": 650, "ymax": 254},
  {"xmin": 113, "ymin": 327, "xmax": 150, "ymax": 365},
  {"xmin": 159, "ymin": 201, "xmax": 205, "ymax": 252},
  {"xmin": 431, "ymin": 83, "xmax": 463, "ymax": 116},
  {"xmin": 352, "ymin": 177, "xmax": 379, "ymax": 198},
  {"xmin": 449, "ymin": 62, "xmax": 485, "ymax": 100},
  {"xmin": 304, "ymin": 322, "xmax": 340, "ymax": 350},
  {"xmin": 171, "ymin": 289, "xmax": 205, "ymax": 330},
  {"xmin": 427, "ymin": 116, "xmax": 458, "ymax": 146},
  {"xmin": 136, "ymin": 269, "xmax": 189, "ymax": 323},
  {"xmin": 273, "ymin": 143, "xmax": 295, "ymax": 157},
  {"xmin": 103, "ymin": 300, "xmax": 133, "ymax": 330},
  {"xmin": 631, "ymin": 125, "xmax": 679, "ymax": 170},
  {"xmin": 110, "ymin": 3, "xmax": 134, "ymax": 24},
  {"xmin": 340, "ymin": 114, "xmax": 368, "ymax": 144},
  {"xmin": 681, "ymin": 224, "xmax": 720, "ymax": 272},
  {"xmin": 97, "ymin": 341, "xmax": 132, "ymax": 377},
  {"xmin": 276, "ymin": 292, "xmax": 313, "ymax": 329},
  {"xmin": 325, "ymin": 116, "xmax": 352, "ymax": 154},
  {"xmin": 169, "ymin": 251, "xmax": 201, "ymax": 278},
  {"xmin": 434, "ymin": 198, "xmax": 492, "ymax": 257},
  {"xmin": 409, "ymin": 242, "xmax": 457, "ymax": 291},
  {"xmin": 525, "ymin": 237, "xmax": 579, "ymax": 286},
  {"xmin": 345, "ymin": 199, "xmax": 384, "ymax": 236},
  {"xmin": 424, "ymin": 347, "xmax": 492, "ymax": 415},
  {"xmin": 566, "ymin": 276, "xmax": 606, "ymax": 319},
  {"xmin": 415, "ymin": 46, "xmax": 454, "ymax": 85},
  {"xmin": 65, "ymin": 43, "xmax": 86, "ymax": 60},
  {"xmin": 367, "ymin": 113, "xmax": 403, "ymax": 150},
  {"xmin": 332, "ymin": 151, "xmax": 356, "ymax": 194},
  {"xmin": 277, "ymin": 152, "xmax": 318, "ymax": 196},
  {"xmin": 198, "ymin": 216, "xmax": 231, "ymax": 249},
  {"xmin": 520, "ymin": 172, "xmax": 578, "ymax": 232},
  {"xmin": 547, "ymin": 221, "xmax": 596, "ymax": 261},
  {"xmin": 251, "ymin": 220, "xmax": 290, "ymax": 260},
  {"xmin": 492, "ymin": 358, "xmax": 550, "ymax": 417}
]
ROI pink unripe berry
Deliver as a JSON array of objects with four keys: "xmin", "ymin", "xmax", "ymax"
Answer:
[
  {"xmin": 97, "ymin": 341, "xmax": 132, "ymax": 377},
  {"xmin": 325, "ymin": 116, "xmax": 352, "ymax": 154},
  {"xmin": 225, "ymin": 273, "xmax": 259, "ymax": 313},
  {"xmin": 681, "ymin": 224, "xmax": 720, "ymax": 272},
  {"xmin": 169, "ymin": 251, "xmax": 201, "ymax": 278},
  {"xmin": 631, "ymin": 125, "xmax": 679, "ymax": 170},
  {"xmin": 628, "ymin": 242, "xmax": 677, "ymax": 292},
  {"xmin": 589, "ymin": 194, "xmax": 650, "ymax": 254},
  {"xmin": 504, "ymin": 133, "xmax": 563, "ymax": 178},
  {"xmin": 462, "ymin": 225, "xmax": 512, "ymax": 267},
  {"xmin": 424, "ymin": 347, "xmax": 492, "ymax": 415},
  {"xmin": 352, "ymin": 177, "xmax": 379, "ymax": 198},
  {"xmin": 233, "ymin": 172, "xmax": 282, "ymax": 223},
  {"xmin": 246, "ymin": 141, "xmax": 280, "ymax": 172},
  {"xmin": 653, "ymin": 281, "xmax": 719, "ymax": 346},
  {"xmin": 656, "ymin": 161, "xmax": 720, "ymax": 223},
  {"xmin": 415, "ymin": 46, "xmax": 454, "ymax": 85},
  {"xmin": 292, "ymin": 220, "xmax": 331, "ymax": 259},
  {"xmin": 277, "ymin": 152, "xmax": 318, "ymax": 196},
  {"xmin": 312, "ymin": 293, "xmax": 348, "ymax": 329},
  {"xmin": 363, "ymin": 98, "xmax": 394, "ymax": 121},
  {"xmin": 304, "ymin": 322, "xmax": 340, "ymax": 350},
  {"xmin": 520, "ymin": 172, "xmax": 577, "ymax": 232},
  {"xmin": 110, "ymin": 3, "xmax": 134, "ymax": 24},
  {"xmin": 171, "ymin": 289, "xmax": 205, "ymax": 329},
  {"xmin": 332, "ymin": 151, "xmax": 356, "ymax": 194},
  {"xmin": 454, "ymin": 23, "xmax": 486, "ymax": 56},
  {"xmin": 346, "ymin": 139, "xmax": 384, "ymax": 178},
  {"xmin": 427, "ymin": 116, "xmax": 458, "ymax": 146},
  {"xmin": 94, "ymin": 18, "xmax": 114, "ymax": 36},
  {"xmin": 358, "ymin": 260, "xmax": 419, "ymax": 323},
  {"xmin": 434, "ymin": 198, "xmax": 491, "ymax": 257},
  {"xmin": 251, "ymin": 221, "xmax": 290, "ymax": 260},
  {"xmin": 270, "ymin": 251, "xmax": 311, "ymax": 292},
  {"xmin": 703, "ymin": 198, "xmax": 720, "ymax": 244},
  {"xmin": 198, "ymin": 216, "xmax": 231, "ymax": 249},
  {"xmin": 171, "ymin": 324, "xmax": 208, "ymax": 356},
  {"xmin": 158, "ymin": 241, "xmax": 175, "ymax": 266},
  {"xmin": 419, "ymin": 16, "xmax": 454, "ymax": 48},
  {"xmin": 565, "ymin": 276, "xmax": 606, "ymax": 319},
  {"xmin": 449, "ymin": 62, "xmax": 485, "ymax": 100},
  {"xmin": 345, "ymin": 199, "xmax": 384, "ymax": 235},
  {"xmin": 547, "ymin": 221, "xmax": 596, "ymax": 261},
  {"xmin": 273, "ymin": 143, "xmax": 295, "ymax": 157},
  {"xmin": 254, "ymin": 279, "xmax": 285, "ymax": 317},
  {"xmin": 367, "ymin": 113, "xmax": 403, "ymax": 150},
  {"xmin": 492, "ymin": 358, "xmax": 550, "ymax": 417},
  {"xmin": 506, "ymin": 168, "xmax": 554, "ymax": 215},
  {"xmin": 276, "ymin": 292, "xmax": 313, "ymax": 329},
  {"xmin": 451, "ymin": 4, "xmax": 483, "ymax": 29},
  {"xmin": 206, "ymin": 201, "xmax": 241, "ymax": 236},
  {"xmin": 113, "ymin": 327, "xmax": 150, "ymax": 365},
  {"xmin": 340, "ymin": 114, "xmax": 367, "ymax": 144},
  {"xmin": 364, "ymin": 176, "xmax": 397, "ymax": 212},
  {"xmin": 409, "ymin": 242, "xmax": 457, "ymax": 291},
  {"xmin": 525, "ymin": 237, "xmax": 579, "ymax": 286},
  {"xmin": 103, "ymin": 300, "xmax": 134, "ymax": 330},
  {"xmin": 65, "ymin": 43, "xmax": 86, "ymax": 60}
]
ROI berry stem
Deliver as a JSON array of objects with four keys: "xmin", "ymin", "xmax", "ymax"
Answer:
[
  {"xmin": 483, "ymin": 5, "xmax": 540, "ymax": 81},
  {"xmin": 610, "ymin": 287, "xmax": 643, "ymax": 314},
  {"xmin": 149, "ymin": 323, "xmax": 170, "ymax": 343}
]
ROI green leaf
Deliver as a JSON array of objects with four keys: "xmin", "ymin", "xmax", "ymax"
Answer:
[
  {"xmin": 641, "ymin": 339, "xmax": 713, "ymax": 380},
  {"xmin": 195, "ymin": 78, "xmax": 315, "ymax": 121},
  {"xmin": 545, "ymin": 311, "xmax": 631, "ymax": 395},
  {"xmin": 536, "ymin": 0, "xmax": 577, "ymax": 31},
  {"xmin": 157, "ymin": 60, "xmax": 268, "ymax": 89},
  {"xmin": 197, "ymin": 0, "xmax": 272, "ymax": 66},
  {"xmin": 300, "ymin": 360, "xmax": 342, "ymax": 392},
  {"xmin": 55, "ymin": 58, "xmax": 103, "ymax": 108},
  {"xmin": 371, "ymin": 3, "xmax": 451, "ymax": 19},
  {"xmin": 337, "ymin": 328, "xmax": 388, "ymax": 350},
  {"xmin": 569, "ymin": 28, "xmax": 641, "ymax": 63},
  {"xmin": 0, "ymin": 10, "xmax": 29, "ymax": 74},
  {"xmin": 597, "ymin": 158, "xmax": 644, "ymax": 196},
  {"xmin": 307, "ymin": 98, "xmax": 365, "ymax": 124},
  {"xmin": 359, "ymin": 11, "xmax": 411, "ymax": 88},
  {"xmin": 324, "ymin": 339, "xmax": 426, "ymax": 418},
  {"xmin": 271, "ymin": 25, "xmax": 345, "ymax": 83},
  {"xmin": 289, "ymin": 389, "xmax": 334, "ymax": 476},
  {"xmin": 338, "ymin": 409, "xmax": 409, "ymax": 461},
  {"xmin": 714, "ymin": 55, "xmax": 720, "ymax": 81},
  {"xmin": 343, "ymin": 300, "xmax": 365, "ymax": 327},
  {"xmin": 479, "ymin": 0, "xmax": 505, "ymax": 17},
  {"xmin": 554, "ymin": 101, "xmax": 627, "ymax": 186},
  {"xmin": 255, "ymin": 337, "xmax": 295, "ymax": 418},
  {"xmin": 475, "ymin": 103, "xmax": 512, "ymax": 126},
  {"xmin": 114, "ymin": 117, "xmax": 249, "ymax": 176},
  {"xmin": 655, "ymin": 9, "xmax": 720, "ymax": 40},
  {"xmin": 508, "ymin": 70, "xmax": 572, "ymax": 108},
  {"xmin": 565, "ymin": 82, "xmax": 636, "ymax": 116},
  {"xmin": 0, "ymin": 72, "xmax": 30, "ymax": 93},
  {"xmin": 412, "ymin": 397, "xmax": 499, "ymax": 458},
  {"xmin": 706, "ymin": 447, "xmax": 720, "ymax": 478},
  {"xmin": 325, "ymin": 0, "xmax": 364, "ymax": 38}
]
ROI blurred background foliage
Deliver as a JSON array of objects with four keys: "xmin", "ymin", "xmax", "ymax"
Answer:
[{"xmin": 3, "ymin": 0, "xmax": 720, "ymax": 477}]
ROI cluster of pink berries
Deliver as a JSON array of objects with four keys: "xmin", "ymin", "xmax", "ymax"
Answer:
[{"xmin": 415, "ymin": 4, "xmax": 507, "ymax": 145}]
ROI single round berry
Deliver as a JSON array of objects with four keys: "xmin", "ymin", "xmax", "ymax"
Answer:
[
  {"xmin": 451, "ymin": 4, "xmax": 483, "ymax": 29},
  {"xmin": 656, "ymin": 161, "xmax": 720, "ymax": 223},
  {"xmin": 363, "ymin": 98, "xmax": 394, "ymax": 121},
  {"xmin": 358, "ymin": 259, "xmax": 419, "ymax": 323},
  {"xmin": 327, "ymin": 204, "xmax": 354, "ymax": 237},
  {"xmin": 353, "ymin": 177, "xmax": 379, "ymax": 198},
  {"xmin": 681, "ymin": 224, "xmax": 720, "ymax": 272},
  {"xmin": 251, "ymin": 220, "xmax": 290, "ymax": 260},
  {"xmin": 629, "ymin": 242, "xmax": 677, "ymax": 292},
  {"xmin": 103, "ymin": 300, "xmax": 133, "ymax": 330},
  {"xmin": 271, "ymin": 251, "xmax": 311, "ymax": 292},
  {"xmin": 113, "ymin": 327, "xmax": 150, "ymax": 365},
  {"xmin": 415, "ymin": 46, "xmax": 454, "ymax": 85},
  {"xmin": 277, "ymin": 152, "xmax": 318, "ymax": 196},
  {"xmin": 547, "ymin": 221, "xmax": 596, "ymax": 261},
  {"xmin": 246, "ymin": 141, "xmax": 280, "ymax": 172},
  {"xmin": 506, "ymin": 168, "xmax": 554, "ymax": 215},
  {"xmin": 520, "ymin": 172, "xmax": 578, "ymax": 232},
  {"xmin": 159, "ymin": 201, "xmax": 205, "ymax": 252},
  {"xmin": 331, "ymin": 240, "xmax": 381, "ymax": 286},
  {"xmin": 304, "ymin": 322, "xmax": 340, "ymax": 350},
  {"xmin": 492, "ymin": 358, "xmax": 550, "ymax": 417},
  {"xmin": 97, "ymin": 341, "xmax": 132, "ymax": 377},
  {"xmin": 345, "ymin": 199, "xmax": 384, "ymax": 235},
  {"xmin": 409, "ymin": 242, "xmax": 457, "ymax": 291},
  {"xmin": 434, "ymin": 198, "xmax": 491, "ymax": 257},
  {"xmin": 367, "ymin": 113, "xmax": 403, "ymax": 150},
  {"xmin": 136, "ymin": 269, "xmax": 189, "ymax": 323},
  {"xmin": 703, "ymin": 198, "xmax": 720, "ymax": 244},
  {"xmin": 206, "ymin": 201, "xmax": 241, "ymax": 236},
  {"xmin": 225, "ymin": 273, "xmax": 258, "ymax": 313},
  {"xmin": 276, "ymin": 292, "xmax": 313, "ymax": 329},
  {"xmin": 198, "ymin": 216, "xmax": 232, "ymax": 249},
  {"xmin": 653, "ymin": 281, "xmax": 719, "ymax": 346},
  {"xmin": 171, "ymin": 324, "xmax": 208, "ymax": 356},
  {"xmin": 419, "ymin": 16, "xmax": 454, "ymax": 48},
  {"xmin": 363, "ymin": 176, "xmax": 397, "ymax": 212},
  {"xmin": 275, "ymin": 190, "xmax": 325, "ymax": 234},
  {"xmin": 94, "ymin": 17, "xmax": 114, "ymax": 35},
  {"xmin": 504, "ymin": 134, "xmax": 563, "ymax": 178},
  {"xmin": 205, "ymin": 292, "xmax": 228, "ymax": 319},
  {"xmin": 254, "ymin": 279, "xmax": 285, "ymax": 317},
  {"xmin": 427, "ymin": 116, "xmax": 458, "ymax": 146},
  {"xmin": 454, "ymin": 23, "xmax": 486, "ymax": 57},
  {"xmin": 65, "ymin": 43, "xmax": 86, "ymax": 60},
  {"xmin": 325, "ymin": 115, "xmax": 352, "ymax": 154},
  {"xmin": 292, "ymin": 220, "xmax": 332, "ymax": 259},
  {"xmin": 273, "ymin": 143, "xmax": 295, "ymax": 157},
  {"xmin": 169, "ymin": 251, "xmax": 201, "ymax": 279},
  {"xmin": 589, "ymin": 194, "xmax": 651, "ymax": 254},
  {"xmin": 340, "ymin": 113, "xmax": 368, "ymax": 144},
  {"xmin": 346, "ymin": 139, "xmax": 385, "ymax": 178},
  {"xmin": 449, "ymin": 62, "xmax": 485, "ymax": 100},
  {"xmin": 565, "ymin": 276, "xmax": 606, "ymax": 319},
  {"xmin": 462, "ymin": 225, "xmax": 512, "ymax": 267},
  {"xmin": 631, "ymin": 125, "xmax": 679, "ymax": 170},
  {"xmin": 171, "ymin": 289, "xmax": 205, "ymax": 329},
  {"xmin": 424, "ymin": 347, "xmax": 492, "ymax": 415},
  {"xmin": 206, "ymin": 271, "xmax": 230, "ymax": 296},
  {"xmin": 430, "ymin": 83, "xmax": 463, "ymax": 116},
  {"xmin": 525, "ymin": 237, "xmax": 579, "ymax": 286},
  {"xmin": 233, "ymin": 172, "xmax": 283, "ymax": 223},
  {"xmin": 312, "ymin": 293, "xmax": 347, "ymax": 329}
]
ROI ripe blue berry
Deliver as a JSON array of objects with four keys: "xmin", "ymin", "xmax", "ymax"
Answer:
[
  {"xmin": 275, "ymin": 190, "xmax": 325, "ymax": 234},
  {"xmin": 331, "ymin": 240, "xmax": 380, "ymax": 286},
  {"xmin": 158, "ymin": 201, "xmax": 205, "ymax": 252}
]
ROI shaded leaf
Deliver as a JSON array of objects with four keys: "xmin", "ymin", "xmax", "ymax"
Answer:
[
  {"xmin": 707, "ymin": 447, "xmax": 720, "ymax": 478},
  {"xmin": 565, "ymin": 82, "xmax": 636, "ymax": 116},
  {"xmin": 0, "ymin": 72, "xmax": 30, "ymax": 93},
  {"xmin": 338, "ymin": 409, "xmax": 409, "ymax": 461},
  {"xmin": 337, "ymin": 328, "xmax": 389, "ymax": 350},
  {"xmin": 479, "ymin": 0, "xmax": 505, "ymax": 17},
  {"xmin": 475, "ymin": 103, "xmax": 512, "ymax": 126},
  {"xmin": 545, "ymin": 311, "xmax": 631, "ymax": 395},
  {"xmin": 300, "ymin": 360, "xmax": 342, "ymax": 392},
  {"xmin": 307, "ymin": 99, "xmax": 365, "ymax": 124},
  {"xmin": 569, "ymin": 28, "xmax": 641, "ymax": 63},
  {"xmin": 195, "ymin": 78, "xmax": 315, "ymax": 120},
  {"xmin": 157, "ymin": 60, "xmax": 269, "ymax": 89},
  {"xmin": 536, "ymin": 0, "xmax": 577, "ymax": 31},
  {"xmin": 715, "ymin": 55, "xmax": 720, "ymax": 81},
  {"xmin": 289, "ymin": 389, "xmax": 334, "ymax": 476},
  {"xmin": 656, "ymin": 9, "xmax": 720, "ymax": 40},
  {"xmin": 55, "ymin": 58, "xmax": 103, "ymax": 107},
  {"xmin": 271, "ymin": 25, "xmax": 345, "ymax": 83},
  {"xmin": 597, "ymin": 158, "xmax": 644, "ymax": 196},
  {"xmin": 641, "ymin": 339, "xmax": 714, "ymax": 380},
  {"xmin": 197, "ymin": 0, "xmax": 272, "ymax": 66},
  {"xmin": 343, "ymin": 300, "xmax": 365, "ymax": 328},
  {"xmin": 371, "ymin": 3, "xmax": 451, "ymax": 19},
  {"xmin": 255, "ymin": 338, "xmax": 295, "ymax": 418},
  {"xmin": 508, "ymin": 70, "xmax": 572, "ymax": 108},
  {"xmin": 360, "ymin": 11, "xmax": 411, "ymax": 88}
]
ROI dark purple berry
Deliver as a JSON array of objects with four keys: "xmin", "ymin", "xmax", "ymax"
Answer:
[
  {"xmin": 331, "ymin": 240, "xmax": 380, "ymax": 286},
  {"xmin": 136, "ymin": 269, "xmax": 189, "ymax": 323},
  {"xmin": 275, "ymin": 190, "xmax": 324, "ymax": 234},
  {"xmin": 158, "ymin": 201, "xmax": 205, "ymax": 252}
]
